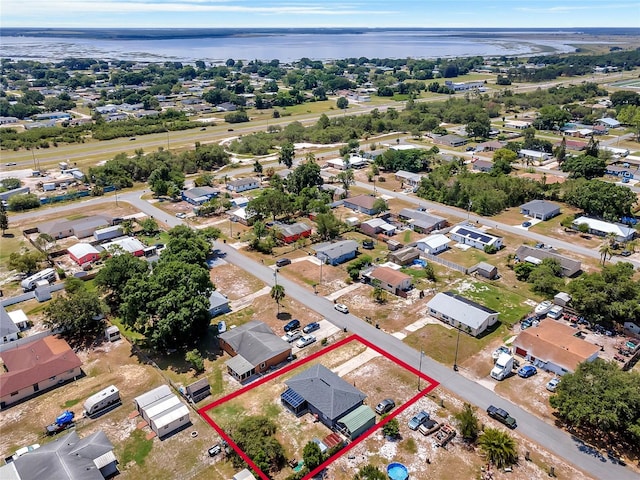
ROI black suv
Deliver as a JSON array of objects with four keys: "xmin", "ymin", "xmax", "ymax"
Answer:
[
  {"xmin": 276, "ymin": 258, "xmax": 292, "ymax": 267},
  {"xmin": 487, "ymin": 405, "xmax": 517, "ymax": 429},
  {"xmin": 284, "ymin": 319, "xmax": 301, "ymax": 332}
]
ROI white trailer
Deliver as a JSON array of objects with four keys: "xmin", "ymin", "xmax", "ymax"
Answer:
[
  {"xmin": 83, "ymin": 385, "xmax": 121, "ymax": 417},
  {"xmin": 20, "ymin": 268, "xmax": 56, "ymax": 291}
]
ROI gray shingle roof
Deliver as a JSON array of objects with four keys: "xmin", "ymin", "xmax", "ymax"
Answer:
[
  {"xmin": 313, "ymin": 240, "xmax": 358, "ymax": 260},
  {"xmin": 515, "ymin": 245, "xmax": 581, "ymax": 277},
  {"xmin": 219, "ymin": 320, "xmax": 290, "ymax": 367},
  {"xmin": 520, "ymin": 200, "xmax": 560, "ymax": 216},
  {"xmin": 3, "ymin": 431, "xmax": 114, "ymax": 480},
  {"xmin": 285, "ymin": 364, "xmax": 366, "ymax": 421}
]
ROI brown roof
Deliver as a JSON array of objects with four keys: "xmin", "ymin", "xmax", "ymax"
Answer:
[
  {"xmin": 514, "ymin": 320, "xmax": 600, "ymax": 372},
  {"xmin": 369, "ymin": 266, "xmax": 411, "ymax": 286},
  {"xmin": 345, "ymin": 195, "xmax": 377, "ymax": 210},
  {"xmin": 0, "ymin": 336, "xmax": 82, "ymax": 393}
]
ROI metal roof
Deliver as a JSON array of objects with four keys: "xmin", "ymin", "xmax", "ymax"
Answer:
[
  {"xmin": 427, "ymin": 292, "xmax": 498, "ymax": 330},
  {"xmin": 336, "ymin": 405, "xmax": 375, "ymax": 434},
  {"xmin": 314, "ymin": 240, "xmax": 359, "ymax": 260},
  {"xmin": 226, "ymin": 354, "xmax": 255, "ymax": 376},
  {"xmin": 134, "ymin": 384, "xmax": 172, "ymax": 410}
]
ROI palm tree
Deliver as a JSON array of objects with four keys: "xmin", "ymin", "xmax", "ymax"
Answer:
[
  {"xmin": 454, "ymin": 403, "xmax": 479, "ymax": 442},
  {"xmin": 478, "ymin": 427, "xmax": 518, "ymax": 469},
  {"xmin": 270, "ymin": 284, "xmax": 285, "ymax": 315},
  {"xmin": 599, "ymin": 242, "xmax": 613, "ymax": 266},
  {"xmin": 624, "ymin": 239, "xmax": 638, "ymax": 253}
]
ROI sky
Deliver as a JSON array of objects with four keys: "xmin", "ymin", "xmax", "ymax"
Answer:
[{"xmin": 1, "ymin": 0, "xmax": 639, "ymax": 29}]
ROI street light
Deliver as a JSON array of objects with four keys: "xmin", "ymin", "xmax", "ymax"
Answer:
[
  {"xmin": 453, "ymin": 325, "xmax": 461, "ymax": 371},
  {"xmin": 417, "ymin": 349, "xmax": 424, "ymax": 390},
  {"xmin": 467, "ymin": 200, "xmax": 473, "ymax": 222}
]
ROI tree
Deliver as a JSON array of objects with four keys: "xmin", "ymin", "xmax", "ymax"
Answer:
[
  {"xmin": 270, "ymin": 284, "xmax": 285, "ymax": 314},
  {"xmin": 563, "ymin": 179, "xmax": 636, "ymax": 221},
  {"xmin": 455, "ymin": 403, "xmax": 480, "ymax": 442},
  {"xmin": 95, "ymin": 253, "xmax": 149, "ymax": 303},
  {"xmin": 253, "ymin": 159, "xmax": 263, "ymax": 176},
  {"xmin": 0, "ymin": 202, "xmax": 7, "ymax": 235},
  {"xmin": 229, "ymin": 416, "xmax": 286, "ymax": 475},
  {"xmin": 9, "ymin": 250, "xmax": 46, "ymax": 274},
  {"xmin": 315, "ymin": 212, "xmax": 342, "ymax": 240},
  {"xmin": 287, "ymin": 160, "xmax": 323, "ymax": 195},
  {"xmin": 491, "ymin": 148, "xmax": 517, "ymax": 175},
  {"xmin": 7, "ymin": 193, "xmax": 40, "ymax": 211},
  {"xmin": 354, "ymin": 465, "xmax": 386, "ymax": 480},
  {"xmin": 382, "ymin": 418, "xmax": 400, "ymax": 439},
  {"xmin": 279, "ymin": 141, "xmax": 295, "ymax": 168},
  {"xmin": 336, "ymin": 169, "xmax": 354, "ymax": 196},
  {"xmin": 618, "ymin": 105, "xmax": 640, "ymax": 141},
  {"xmin": 336, "ymin": 96, "xmax": 349, "ymax": 110},
  {"xmin": 550, "ymin": 359, "xmax": 640, "ymax": 444},
  {"xmin": 302, "ymin": 441, "xmax": 323, "ymax": 471},
  {"xmin": 554, "ymin": 136, "xmax": 567, "ymax": 164},
  {"xmin": 35, "ymin": 233, "xmax": 55, "ymax": 254},
  {"xmin": 560, "ymin": 155, "xmax": 606, "ymax": 179},
  {"xmin": 599, "ymin": 241, "xmax": 614, "ymax": 266},
  {"xmin": 185, "ymin": 349, "xmax": 204, "ymax": 373},
  {"xmin": 585, "ymin": 136, "xmax": 600, "ymax": 158},
  {"xmin": 45, "ymin": 278, "xmax": 106, "ymax": 341},
  {"xmin": 371, "ymin": 283, "xmax": 387, "ymax": 304},
  {"xmin": 372, "ymin": 198, "xmax": 388, "ymax": 215},
  {"xmin": 478, "ymin": 428, "xmax": 518, "ymax": 469},
  {"xmin": 139, "ymin": 217, "xmax": 159, "ymax": 235}
]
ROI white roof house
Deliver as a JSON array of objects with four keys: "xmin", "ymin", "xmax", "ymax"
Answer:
[
  {"xmin": 426, "ymin": 291, "xmax": 499, "ymax": 337},
  {"xmin": 449, "ymin": 224, "xmax": 503, "ymax": 250},
  {"xmin": 597, "ymin": 117, "xmax": 621, "ymax": 128},
  {"xmin": 7, "ymin": 310, "xmax": 29, "ymax": 330},
  {"xmin": 518, "ymin": 149, "xmax": 549, "ymax": 161},
  {"xmin": 415, "ymin": 234, "xmax": 451, "ymax": 255},
  {"xmin": 572, "ymin": 216, "xmax": 635, "ymax": 242}
]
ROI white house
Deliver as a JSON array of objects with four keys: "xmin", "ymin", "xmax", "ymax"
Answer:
[
  {"xmin": 597, "ymin": 117, "xmax": 620, "ymax": 129},
  {"xmin": 518, "ymin": 149, "xmax": 549, "ymax": 163},
  {"xmin": 572, "ymin": 216, "xmax": 635, "ymax": 242},
  {"xmin": 1, "ymin": 307, "xmax": 19, "ymax": 344},
  {"xmin": 449, "ymin": 224, "xmax": 503, "ymax": 250},
  {"xmin": 426, "ymin": 291, "xmax": 499, "ymax": 337},
  {"xmin": 415, "ymin": 234, "xmax": 451, "ymax": 255},
  {"xmin": 226, "ymin": 177, "xmax": 260, "ymax": 193}
]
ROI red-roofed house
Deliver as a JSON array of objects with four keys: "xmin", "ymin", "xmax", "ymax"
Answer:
[
  {"xmin": 513, "ymin": 320, "xmax": 599, "ymax": 376},
  {"xmin": 0, "ymin": 336, "xmax": 82, "ymax": 408}
]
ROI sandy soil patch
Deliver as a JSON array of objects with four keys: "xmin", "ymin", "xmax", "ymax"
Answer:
[{"xmin": 209, "ymin": 263, "xmax": 266, "ymax": 300}]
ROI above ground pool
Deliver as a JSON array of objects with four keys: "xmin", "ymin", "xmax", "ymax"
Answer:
[{"xmin": 387, "ymin": 462, "xmax": 409, "ymax": 480}]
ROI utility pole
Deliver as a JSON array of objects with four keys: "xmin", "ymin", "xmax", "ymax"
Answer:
[
  {"xmin": 417, "ymin": 349, "xmax": 424, "ymax": 390},
  {"xmin": 453, "ymin": 326, "xmax": 461, "ymax": 371}
]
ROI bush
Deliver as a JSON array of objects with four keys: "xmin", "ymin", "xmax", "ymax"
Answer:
[{"xmin": 185, "ymin": 349, "xmax": 204, "ymax": 372}]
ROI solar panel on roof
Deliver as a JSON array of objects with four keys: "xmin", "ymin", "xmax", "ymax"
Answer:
[{"xmin": 281, "ymin": 388, "xmax": 305, "ymax": 408}]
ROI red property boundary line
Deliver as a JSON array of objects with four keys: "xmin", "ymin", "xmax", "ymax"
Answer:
[{"xmin": 198, "ymin": 334, "xmax": 439, "ymax": 480}]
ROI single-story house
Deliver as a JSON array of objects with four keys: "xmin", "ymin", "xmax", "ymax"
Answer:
[
  {"xmin": 208, "ymin": 291, "xmax": 230, "ymax": 317},
  {"xmin": 433, "ymin": 134, "xmax": 467, "ymax": 148},
  {"xmin": 314, "ymin": 240, "xmax": 359, "ymax": 266},
  {"xmin": 476, "ymin": 140, "xmax": 504, "ymax": 152},
  {"xmin": 133, "ymin": 385, "xmax": 191, "ymax": 438},
  {"xmin": 365, "ymin": 266, "xmax": 412, "ymax": 295},
  {"xmin": 7, "ymin": 309, "xmax": 29, "ymax": 331},
  {"xmin": 102, "ymin": 237, "xmax": 146, "ymax": 257},
  {"xmin": 336, "ymin": 405, "xmax": 376, "ymax": 440},
  {"xmin": 360, "ymin": 217, "xmax": 396, "ymax": 237},
  {"xmin": 592, "ymin": 125, "xmax": 609, "ymax": 135},
  {"xmin": 326, "ymin": 157, "xmax": 367, "ymax": 170},
  {"xmin": 513, "ymin": 319, "xmax": 600, "ymax": 375},
  {"xmin": 38, "ymin": 215, "xmax": 113, "ymax": 240},
  {"xmin": 1, "ymin": 307, "xmax": 19, "ymax": 344},
  {"xmin": 217, "ymin": 102, "xmax": 237, "ymax": 112},
  {"xmin": 504, "ymin": 120, "xmax": 532, "ymax": 130},
  {"xmin": 415, "ymin": 234, "xmax": 451, "ymax": 255},
  {"xmin": 0, "ymin": 187, "xmax": 30, "ymax": 202},
  {"xmin": 181, "ymin": 186, "xmax": 219, "ymax": 205},
  {"xmin": 398, "ymin": 209, "xmax": 446, "ymax": 234},
  {"xmin": 572, "ymin": 216, "xmax": 635, "ymax": 242},
  {"xmin": 555, "ymin": 139, "xmax": 587, "ymax": 151},
  {"xmin": 33, "ymin": 111, "xmax": 71, "ymax": 121},
  {"xmin": 449, "ymin": 224, "xmax": 503, "ymax": 250},
  {"xmin": 597, "ymin": 117, "xmax": 620, "ymax": 129},
  {"xmin": 395, "ymin": 170, "xmax": 423, "ymax": 187},
  {"xmin": 605, "ymin": 165, "xmax": 634, "ymax": 179},
  {"xmin": 0, "ymin": 430, "xmax": 118, "ymax": 480},
  {"xmin": 68, "ymin": 243, "xmax": 101, "ymax": 265},
  {"xmin": 228, "ymin": 207, "xmax": 255, "ymax": 225},
  {"xmin": 474, "ymin": 262, "xmax": 498, "ymax": 280},
  {"xmin": 519, "ymin": 200, "xmax": 561, "ymax": 221},
  {"xmin": 472, "ymin": 160, "xmax": 494, "ymax": 173},
  {"xmin": 281, "ymin": 364, "xmax": 366, "ymax": 429},
  {"xmin": 387, "ymin": 246, "xmax": 421, "ymax": 265},
  {"xmin": 0, "ymin": 116, "xmax": 19, "ymax": 125},
  {"xmin": 226, "ymin": 177, "xmax": 260, "ymax": 193},
  {"xmin": 185, "ymin": 378, "xmax": 211, "ymax": 403},
  {"xmin": 515, "ymin": 245, "xmax": 582, "ymax": 277},
  {"xmin": 518, "ymin": 149, "xmax": 549, "ymax": 163},
  {"xmin": 233, "ymin": 469, "xmax": 257, "ymax": 480},
  {"xmin": 218, "ymin": 320, "xmax": 291, "ymax": 381},
  {"xmin": 93, "ymin": 225, "xmax": 123, "ymax": 242},
  {"xmin": 343, "ymin": 194, "xmax": 379, "ymax": 215},
  {"xmin": 231, "ymin": 196, "xmax": 250, "ymax": 208},
  {"xmin": 275, "ymin": 222, "xmax": 312, "ymax": 244},
  {"xmin": 0, "ymin": 336, "xmax": 83, "ymax": 408},
  {"xmin": 426, "ymin": 291, "xmax": 499, "ymax": 337}
]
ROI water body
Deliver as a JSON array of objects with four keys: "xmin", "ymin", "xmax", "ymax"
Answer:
[{"xmin": 0, "ymin": 28, "xmax": 635, "ymax": 63}]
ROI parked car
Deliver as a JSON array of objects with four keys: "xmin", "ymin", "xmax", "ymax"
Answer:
[
  {"xmin": 375, "ymin": 398, "xmax": 395, "ymax": 415},
  {"xmin": 546, "ymin": 378, "xmax": 560, "ymax": 392},
  {"xmin": 295, "ymin": 334, "xmax": 316, "ymax": 348},
  {"xmin": 487, "ymin": 405, "xmax": 517, "ymax": 429},
  {"xmin": 362, "ymin": 240, "xmax": 374, "ymax": 250},
  {"xmin": 175, "ymin": 212, "xmax": 187, "ymax": 219},
  {"xmin": 207, "ymin": 444, "xmax": 221, "ymax": 457},
  {"xmin": 334, "ymin": 303, "xmax": 349, "ymax": 313},
  {"xmin": 418, "ymin": 418, "xmax": 441, "ymax": 436},
  {"xmin": 217, "ymin": 321, "xmax": 227, "ymax": 334},
  {"xmin": 521, "ymin": 318, "xmax": 533, "ymax": 329},
  {"xmin": 492, "ymin": 346, "xmax": 511, "ymax": 361},
  {"xmin": 522, "ymin": 221, "xmax": 532, "ymax": 228},
  {"xmin": 408, "ymin": 410, "xmax": 430, "ymax": 430},
  {"xmin": 5, "ymin": 162, "xmax": 16, "ymax": 166},
  {"xmin": 282, "ymin": 330, "xmax": 302, "ymax": 343},
  {"xmin": 303, "ymin": 322, "xmax": 320, "ymax": 334},
  {"xmin": 276, "ymin": 258, "xmax": 292, "ymax": 267},
  {"xmin": 517, "ymin": 365, "xmax": 537, "ymax": 378},
  {"xmin": 283, "ymin": 319, "xmax": 301, "ymax": 332},
  {"xmin": 620, "ymin": 250, "xmax": 632, "ymax": 257}
]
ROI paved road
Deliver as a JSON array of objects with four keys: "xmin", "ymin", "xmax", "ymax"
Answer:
[{"xmin": 215, "ymin": 242, "xmax": 635, "ymax": 480}]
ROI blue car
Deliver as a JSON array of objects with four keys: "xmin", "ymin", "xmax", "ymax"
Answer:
[
  {"xmin": 303, "ymin": 322, "xmax": 320, "ymax": 334},
  {"xmin": 408, "ymin": 411, "xmax": 430, "ymax": 430},
  {"xmin": 517, "ymin": 365, "xmax": 537, "ymax": 378}
]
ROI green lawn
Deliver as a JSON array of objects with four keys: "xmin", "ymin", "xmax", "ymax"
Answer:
[
  {"xmin": 453, "ymin": 281, "xmax": 531, "ymax": 325},
  {"xmin": 119, "ymin": 430, "xmax": 154, "ymax": 467}
]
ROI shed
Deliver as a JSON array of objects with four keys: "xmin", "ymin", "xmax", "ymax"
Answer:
[
  {"xmin": 185, "ymin": 378, "xmax": 211, "ymax": 403},
  {"xmin": 336, "ymin": 405, "xmax": 376, "ymax": 440},
  {"xmin": 387, "ymin": 247, "xmax": 420, "ymax": 265},
  {"xmin": 233, "ymin": 469, "xmax": 257, "ymax": 480},
  {"xmin": 474, "ymin": 262, "xmax": 498, "ymax": 280},
  {"xmin": 553, "ymin": 292, "xmax": 572, "ymax": 307},
  {"xmin": 68, "ymin": 243, "xmax": 101, "ymax": 265},
  {"xmin": 208, "ymin": 291, "xmax": 230, "ymax": 317},
  {"xmin": 93, "ymin": 225, "xmax": 123, "ymax": 242},
  {"xmin": 415, "ymin": 234, "xmax": 451, "ymax": 255},
  {"xmin": 150, "ymin": 403, "xmax": 191, "ymax": 438}
]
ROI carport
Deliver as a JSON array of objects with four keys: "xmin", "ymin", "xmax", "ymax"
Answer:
[{"xmin": 336, "ymin": 405, "xmax": 376, "ymax": 440}]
